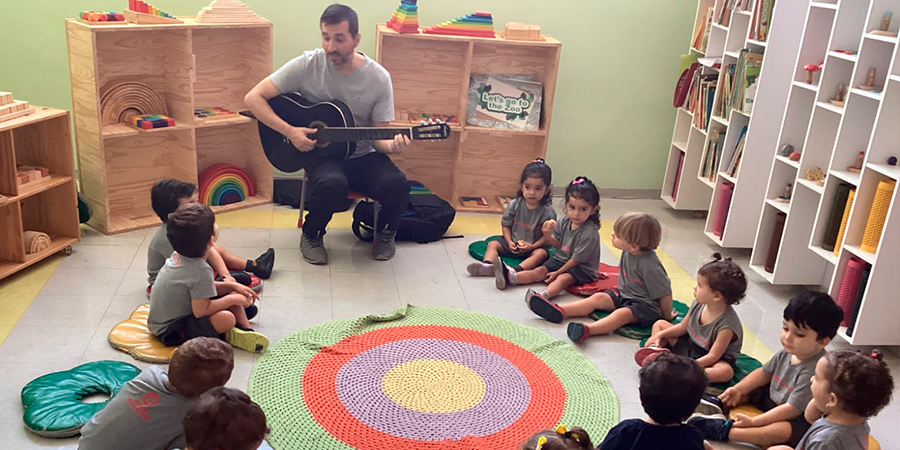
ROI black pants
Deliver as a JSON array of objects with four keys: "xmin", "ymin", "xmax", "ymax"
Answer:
[{"xmin": 303, "ymin": 151, "xmax": 409, "ymax": 236}]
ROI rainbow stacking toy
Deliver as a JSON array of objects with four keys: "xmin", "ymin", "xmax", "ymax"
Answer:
[
  {"xmin": 198, "ymin": 163, "xmax": 256, "ymax": 207},
  {"xmin": 387, "ymin": 0, "xmax": 419, "ymax": 33},
  {"xmin": 423, "ymin": 11, "xmax": 495, "ymax": 38},
  {"xmin": 127, "ymin": 114, "xmax": 175, "ymax": 130}
]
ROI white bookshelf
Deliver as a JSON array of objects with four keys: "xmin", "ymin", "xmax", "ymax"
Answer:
[{"xmin": 750, "ymin": 0, "xmax": 900, "ymax": 345}]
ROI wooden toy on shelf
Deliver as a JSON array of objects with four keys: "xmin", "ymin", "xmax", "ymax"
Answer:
[
  {"xmin": 198, "ymin": 163, "xmax": 256, "ymax": 207},
  {"xmin": 0, "ymin": 91, "xmax": 35, "ymax": 123},
  {"xmin": 195, "ymin": 0, "xmax": 267, "ymax": 24},
  {"xmin": 15, "ymin": 165, "xmax": 50, "ymax": 187},
  {"xmin": 830, "ymin": 83, "xmax": 845, "ymax": 107},
  {"xmin": 858, "ymin": 68, "xmax": 880, "ymax": 92},
  {"xmin": 99, "ymin": 81, "xmax": 167, "ymax": 126},
  {"xmin": 460, "ymin": 196, "xmax": 490, "ymax": 207},
  {"xmin": 775, "ymin": 183, "xmax": 792, "ymax": 203},
  {"xmin": 803, "ymin": 63, "xmax": 821, "ymax": 84},
  {"xmin": 847, "ymin": 151, "xmax": 864, "ymax": 173},
  {"xmin": 194, "ymin": 107, "xmax": 239, "ymax": 122},
  {"xmin": 23, "ymin": 231, "xmax": 52, "ymax": 255},
  {"xmin": 127, "ymin": 114, "xmax": 175, "ymax": 130},
  {"xmin": 789, "ymin": 152, "xmax": 801, "ymax": 162},
  {"xmin": 502, "ymin": 22, "xmax": 544, "ymax": 41},
  {"xmin": 386, "ymin": 0, "xmax": 419, "ymax": 34},
  {"xmin": 869, "ymin": 12, "xmax": 897, "ymax": 37},
  {"xmin": 423, "ymin": 11, "xmax": 495, "ymax": 38},
  {"xmin": 806, "ymin": 167, "xmax": 825, "ymax": 186},
  {"xmin": 125, "ymin": 0, "xmax": 183, "ymax": 24},
  {"xmin": 77, "ymin": 11, "xmax": 127, "ymax": 25}
]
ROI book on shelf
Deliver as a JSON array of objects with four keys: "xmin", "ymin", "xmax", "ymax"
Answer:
[
  {"xmin": 701, "ymin": 128, "xmax": 723, "ymax": 181},
  {"xmin": 750, "ymin": 0, "xmax": 776, "ymax": 41},
  {"xmin": 729, "ymin": 49, "xmax": 763, "ymax": 117},
  {"xmin": 673, "ymin": 153, "xmax": 685, "ymax": 200},
  {"xmin": 718, "ymin": 0, "xmax": 753, "ymax": 26},
  {"xmin": 725, "ymin": 125, "xmax": 748, "ymax": 177},
  {"xmin": 692, "ymin": 74, "xmax": 718, "ymax": 130},
  {"xmin": 693, "ymin": 7, "xmax": 715, "ymax": 53}
]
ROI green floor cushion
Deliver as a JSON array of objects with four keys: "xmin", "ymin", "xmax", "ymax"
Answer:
[
  {"xmin": 468, "ymin": 235, "xmax": 555, "ymax": 267},
  {"xmin": 589, "ymin": 300, "xmax": 689, "ymax": 340},
  {"xmin": 636, "ymin": 337, "xmax": 762, "ymax": 394},
  {"xmin": 21, "ymin": 360, "xmax": 141, "ymax": 437}
]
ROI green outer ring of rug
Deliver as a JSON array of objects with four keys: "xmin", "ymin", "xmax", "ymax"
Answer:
[{"xmin": 248, "ymin": 304, "xmax": 618, "ymax": 449}]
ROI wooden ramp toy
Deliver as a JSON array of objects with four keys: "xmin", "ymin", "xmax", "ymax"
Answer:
[
  {"xmin": 0, "ymin": 91, "xmax": 35, "ymax": 123},
  {"xmin": 423, "ymin": 11, "xmax": 495, "ymax": 38},
  {"xmin": 195, "ymin": 0, "xmax": 268, "ymax": 23}
]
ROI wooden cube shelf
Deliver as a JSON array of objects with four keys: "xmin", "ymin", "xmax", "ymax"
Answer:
[
  {"xmin": 66, "ymin": 18, "xmax": 273, "ymax": 234},
  {"xmin": 375, "ymin": 24, "xmax": 561, "ymax": 213},
  {"xmin": 0, "ymin": 107, "xmax": 80, "ymax": 281}
]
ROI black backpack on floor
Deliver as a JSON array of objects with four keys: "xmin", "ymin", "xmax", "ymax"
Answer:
[{"xmin": 352, "ymin": 182, "xmax": 458, "ymax": 244}]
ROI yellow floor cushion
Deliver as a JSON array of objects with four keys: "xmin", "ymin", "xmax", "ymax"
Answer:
[{"xmin": 107, "ymin": 303, "xmax": 178, "ymax": 364}]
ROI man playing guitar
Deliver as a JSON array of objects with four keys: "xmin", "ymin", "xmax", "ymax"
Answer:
[{"xmin": 245, "ymin": 4, "xmax": 411, "ymax": 264}]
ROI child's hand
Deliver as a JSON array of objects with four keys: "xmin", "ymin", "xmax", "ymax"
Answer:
[
  {"xmin": 223, "ymin": 274, "xmax": 237, "ymax": 284},
  {"xmin": 544, "ymin": 271, "xmax": 559, "ymax": 283},
  {"xmin": 542, "ymin": 220, "xmax": 557, "ymax": 235},
  {"xmin": 518, "ymin": 242, "xmax": 535, "ymax": 253},
  {"xmin": 231, "ymin": 282, "xmax": 259, "ymax": 304},
  {"xmin": 732, "ymin": 413, "xmax": 755, "ymax": 428},
  {"xmin": 507, "ymin": 239, "xmax": 521, "ymax": 253},
  {"xmin": 720, "ymin": 387, "xmax": 742, "ymax": 407},
  {"xmin": 644, "ymin": 336, "xmax": 661, "ymax": 348}
]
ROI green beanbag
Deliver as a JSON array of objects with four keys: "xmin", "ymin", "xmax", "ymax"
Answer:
[
  {"xmin": 589, "ymin": 300, "xmax": 689, "ymax": 340},
  {"xmin": 636, "ymin": 337, "xmax": 762, "ymax": 393},
  {"xmin": 468, "ymin": 235, "xmax": 555, "ymax": 267},
  {"xmin": 21, "ymin": 360, "xmax": 141, "ymax": 437}
]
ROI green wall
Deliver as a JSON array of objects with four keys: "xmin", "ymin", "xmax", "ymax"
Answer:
[{"xmin": 0, "ymin": 0, "xmax": 695, "ymax": 190}]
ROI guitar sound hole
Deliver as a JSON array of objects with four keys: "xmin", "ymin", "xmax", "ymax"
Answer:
[{"xmin": 309, "ymin": 120, "xmax": 328, "ymax": 147}]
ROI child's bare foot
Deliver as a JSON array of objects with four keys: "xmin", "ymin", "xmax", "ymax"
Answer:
[
  {"xmin": 466, "ymin": 261, "xmax": 493, "ymax": 276},
  {"xmin": 527, "ymin": 289, "xmax": 563, "ymax": 323}
]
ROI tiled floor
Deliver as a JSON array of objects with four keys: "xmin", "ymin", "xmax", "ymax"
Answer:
[{"xmin": 0, "ymin": 199, "xmax": 897, "ymax": 449}]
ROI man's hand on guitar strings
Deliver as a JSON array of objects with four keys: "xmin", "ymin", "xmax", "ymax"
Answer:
[
  {"xmin": 389, "ymin": 133, "xmax": 411, "ymax": 154},
  {"xmin": 287, "ymin": 126, "xmax": 318, "ymax": 152}
]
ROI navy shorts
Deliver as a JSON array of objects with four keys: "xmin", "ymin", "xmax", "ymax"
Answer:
[
  {"xmin": 671, "ymin": 335, "xmax": 737, "ymax": 368},
  {"xmin": 606, "ymin": 288, "xmax": 662, "ymax": 328},
  {"xmin": 542, "ymin": 258, "xmax": 596, "ymax": 286},
  {"xmin": 157, "ymin": 315, "xmax": 219, "ymax": 347},
  {"xmin": 496, "ymin": 238, "xmax": 546, "ymax": 259},
  {"xmin": 748, "ymin": 384, "xmax": 812, "ymax": 447}
]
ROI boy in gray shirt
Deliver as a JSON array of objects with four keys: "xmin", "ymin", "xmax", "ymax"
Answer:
[
  {"xmin": 149, "ymin": 204, "xmax": 268, "ymax": 353},
  {"xmin": 78, "ymin": 338, "xmax": 234, "ymax": 450},
  {"xmin": 689, "ymin": 292, "xmax": 844, "ymax": 448}
]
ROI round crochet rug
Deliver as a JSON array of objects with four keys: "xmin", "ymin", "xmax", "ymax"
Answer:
[{"xmin": 249, "ymin": 305, "xmax": 618, "ymax": 450}]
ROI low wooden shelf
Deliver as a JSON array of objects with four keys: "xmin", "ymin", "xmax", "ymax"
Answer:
[{"xmin": 0, "ymin": 107, "xmax": 80, "ymax": 281}]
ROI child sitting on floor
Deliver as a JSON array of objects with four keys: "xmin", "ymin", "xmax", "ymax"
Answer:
[
  {"xmin": 520, "ymin": 425, "xmax": 593, "ymax": 450},
  {"xmin": 494, "ymin": 177, "xmax": 601, "ymax": 302},
  {"xmin": 527, "ymin": 212, "xmax": 673, "ymax": 344},
  {"xmin": 468, "ymin": 159, "xmax": 556, "ymax": 276},
  {"xmin": 148, "ymin": 179, "xmax": 274, "ymax": 290},
  {"xmin": 598, "ymin": 353, "xmax": 712, "ymax": 450},
  {"xmin": 149, "ymin": 204, "xmax": 268, "ymax": 353},
  {"xmin": 183, "ymin": 387, "xmax": 270, "ymax": 450},
  {"xmin": 635, "ymin": 253, "xmax": 746, "ymax": 384},
  {"xmin": 688, "ymin": 291, "xmax": 844, "ymax": 448},
  {"xmin": 78, "ymin": 337, "xmax": 234, "ymax": 450},
  {"xmin": 770, "ymin": 350, "xmax": 894, "ymax": 450}
]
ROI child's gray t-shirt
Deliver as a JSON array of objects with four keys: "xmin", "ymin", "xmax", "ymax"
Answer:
[
  {"xmin": 685, "ymin": 303, "xmax": 743, "ymax": 361},
  {"xmin": 551, "ymin": 216, "xmax": 601, "ymax": 275},
  {"xmin": 78, "ymin": 366, "xmax": 190, "ymax": 450},
  {"xmin": 270, "ymin": 48, "xmax": 395, "ymax": 159},
  {"xmin": 618, "ymin": 250, "xmax": 672, "ymax": 309},
  {"xmin": 763, "ymin": 349, "xmax": 825, "ymax": 412},
  {"xmin": 147, "ymin": 223, "xmax": 174, "ymax": 285},
  {"xmin": 795, "ymin": 417, "xmax": 870, "ymax": 450},
  {"xmin": 148, "ymin": 253, "xmax": 217, "ymax": 336},
  {"xmin": 501, "ymin": 198, "xmax": 556, "ymax": 245}
]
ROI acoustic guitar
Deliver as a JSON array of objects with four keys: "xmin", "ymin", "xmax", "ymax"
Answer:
[{"xmin": 241, "ymin": 92, "xmax": 451, "ymax": 173}]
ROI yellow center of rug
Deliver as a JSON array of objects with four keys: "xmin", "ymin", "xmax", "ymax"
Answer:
[{"xmin": 382, "ymin": 359, "xmax": 486, "ymax": 413}]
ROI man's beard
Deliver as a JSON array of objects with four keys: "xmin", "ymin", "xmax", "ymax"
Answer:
[{"xmin": 328, "ymin": 51, "xmax": 350, "ymax": 65}]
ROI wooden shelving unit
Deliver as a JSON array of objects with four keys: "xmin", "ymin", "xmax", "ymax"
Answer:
[
  {"xmin": 65, "ymin": 18, "xmax": 273, "ymax": 234},
  {"xmin": 661, "ymin": 0, "xmax": 811, "ymax": 253},
  {"xmin": 0, "ymin": 107, "xmax": 80, "ymax": 280},
  {"xmin": 750, "ymin": 0, "xmax": 900, "ymax": 345},
  {"xmin": 374, "ymin": 24, "xmax": 561, "ymax": 213}
]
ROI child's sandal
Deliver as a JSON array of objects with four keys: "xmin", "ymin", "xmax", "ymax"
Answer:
[{"xmin": 633, "ymin": 346, "xmax": 670, "ymax": 367}]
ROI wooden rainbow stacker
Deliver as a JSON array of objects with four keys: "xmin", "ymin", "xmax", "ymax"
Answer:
[{"xmin": 423, "ymin": 11, "xmax": 495, "ymax": 38}]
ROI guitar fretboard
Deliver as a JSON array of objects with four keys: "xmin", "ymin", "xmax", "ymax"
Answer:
[{"xmin": 314, "ymin": 127, "xmax": 413, "ymax": 142}]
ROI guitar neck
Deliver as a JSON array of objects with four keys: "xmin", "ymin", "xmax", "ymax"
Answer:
[{"xmin": 315, "ymin": 127, "xmax": 413, "ymax": 142}]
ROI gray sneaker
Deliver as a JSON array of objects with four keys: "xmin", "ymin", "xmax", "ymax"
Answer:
[
  {"xmin": 300, "ymin": 232, "xmax": 327, "ymax": 265},
  {"xmin": 372, "ymin": 229, "xmax": 397, "ymax": 261}
]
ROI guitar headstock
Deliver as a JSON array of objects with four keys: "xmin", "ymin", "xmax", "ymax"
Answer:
[{"xmin": 411, "ymin": 121, "xmax": 451, "ymax": 140}]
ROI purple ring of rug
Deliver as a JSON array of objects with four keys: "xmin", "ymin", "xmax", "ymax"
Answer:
[{"xmin": 336, "ymin": 339, "xmax": 531, "ymax": 441}]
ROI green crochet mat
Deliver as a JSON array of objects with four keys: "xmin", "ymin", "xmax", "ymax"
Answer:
[
  {"xmin": 248, "ymin": 305, "xmax": 618, "ymax": 450},
  {"xmin": 637, "ymin": 337, "xmax": 762, "ymax": 393},
  {"xmin": 588, "ymin": 300, "xmax": 689, "ymax": 340},
  {"xmin": 468, "ymin": 235, "xmax": 555, "ymax": 267}
]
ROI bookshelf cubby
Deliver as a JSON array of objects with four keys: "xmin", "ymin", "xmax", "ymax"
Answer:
[
  {"xmin": 0, "ymin": 108, "xmax": 80, "ymax": 280},
  {"xmin": 662, "ymin": 0, "xmax": 810, "ymax": 250},
  {"xmin": 66, "ymin": 18, "xmax": 273, "ymax": 234},
  {"xmin": 750, "ymin": 0, "xmax": 900, "ymax": 345},
  {"xmin": 375, "ymin": 24, "xmax": 561, "ymax": 213}
]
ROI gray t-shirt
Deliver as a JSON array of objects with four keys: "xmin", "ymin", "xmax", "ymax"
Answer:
[
  {"xmin": 763, "ymin": 349, "xmax": 825, "ymax": 412},
  {"xmin": 501, "ymin": 198, "xmax": 556, "ymax": 245},
  {"xmin": 618, "ymin": 250, "xmax": 672, "ymax": 310},
  {"xmin": 551, "ymin": 216, "xmax": 601, "ymax": 275},
  {"xmin": 270, "ymin": 48, "xmax": 395, "ymax": 159},
  {"xmin": 78, "ymin": 366, "xmax": 190, "ymax": 450},
  {"xmin": 148, "ymin": 253, "xmax": 217, "ymax": 336},
  {"xmin": 147, "ymin": 223, "xmax": 174, "ymax": 286},
  {"xmin": 795, "ymin": 417, "xmax": 870, "ymax": 450},
  {"xmin": 685, "ymin": 303, "xmax": 743, "ymax": 362}
]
